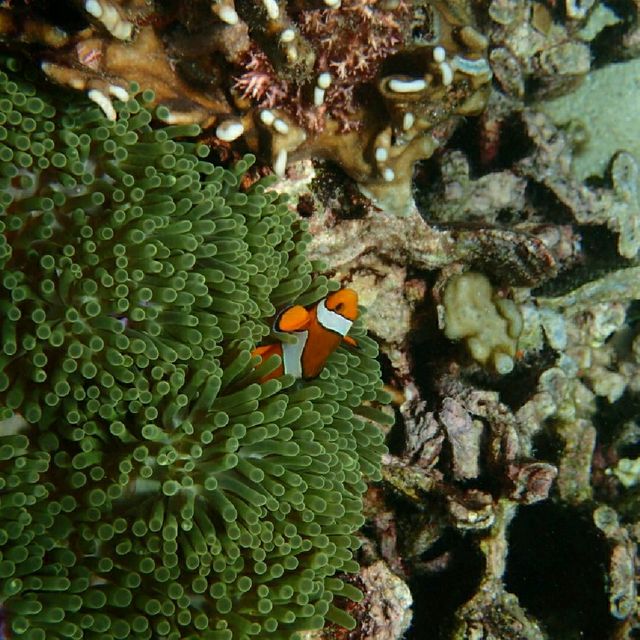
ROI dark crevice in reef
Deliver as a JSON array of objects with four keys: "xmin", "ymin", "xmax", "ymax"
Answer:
[
  {"xmin": 619, "ymin": 430, "xmax": 640, "ymax": 460},
  {"xmin": 525, "ymin": 181, "xmax": 576, "ymax": 225},
  {"xmin": 591, "ymin": 0, "xmax": 638, "ymax": 66},
  {"xmin": 311, "ymin": 160, "xmax": 374, "ymax": 219},
  {"xmin": 448, "ymin": 113, "xmax": 535, "ymax": 177},
  {"xmin": 413, "ymin": 154, "xmax": 444, "ymax": 219},
  {"xmin": 482, "ymin": 344, "xmax": 558, "ymax": 413},
  {"xmin": 500, "ymin": 113, "xmax": 537, "ymax": 169},
  {"xmin": 594, "ymin": 389, "xmax": 640, "ymax": 447},
  {"xmin": 405, "ymin": 529, "xmax": 485, "ymax": 640},
  {"xmin": 407, "ymin": 290, "xmax": 454, "ymax": 405},
  {"xmin": 385, "ymin": 411, "xmax": 406, "ymax": 457},
  {"xmin": 382, "ymin": 351, "xmax": 408, "ymax": 457},
  {"xmin": 9, "ymin": 0, "xmax": 89, "ymax": 32},
  {"xmin": 531, "ymin": 428, "xmax": 566, "ymax": 470},
  {"xmin": 532, "ymin": 224, "xmax": 628, "ymax": 297},
  {"xmin": 505, "ymin": 502, "xmax": 613, "ymax": 640},
  {"xmin": 626, "ymin": 299, "xmax": 640, "ymax": 329}
]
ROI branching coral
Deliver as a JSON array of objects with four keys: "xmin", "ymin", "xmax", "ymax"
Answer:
[
  {"xmin": 0, "ymin": 56, "xmax": 390, "ymax": 639},
  {"xmin": 1, "ymin": 0, "xmax": 492, "ymax": 213}
]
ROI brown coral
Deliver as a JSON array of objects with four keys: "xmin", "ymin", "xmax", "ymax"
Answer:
[{"xmin": 1, "ymin": 0, "xmax": 493, "ymax": 212}]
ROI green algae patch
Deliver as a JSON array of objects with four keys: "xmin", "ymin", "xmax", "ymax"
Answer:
[{"xmin": 0, "ymin": 57, "xmax": 388, "ymax": 640}]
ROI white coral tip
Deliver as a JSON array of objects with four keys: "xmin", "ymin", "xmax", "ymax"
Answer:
[
  {"xmin": 388, "ymin": 78, "xmax": 427, "ymax": 93},
  {"xmin": 216, "ymin": 120, "xmax": 245, "ymax": 141},
  {"xmin": 402, "ymin": 112, "xmax": 415, "ymax": 131},
  {"xmin": 317, "ymin": 72, "xmax": 332, "ymax": 89},
  {"xmin": 85, "ymin": 0, "xmax": 103, "ymax": 18},
  {"xmin": 494, "ymin": 352, "xmax": 514, "ymax": 375},
  {"xmin": 259, "ymin": 109, "xmax": 276, "ymax": 126},
  {"xmin": 273, "ymin": 148, "xmax": 287, "ymax": 177},
  {"xmin": 262, "ymin": 0, "xmax": 280, "ymax": 20},
  {"xmin": 273, "ymin": 118, "xmax": 289, "ymax": 135},
  {"xmin": 440, "ymin": 62, "xmax": 453, "ymax": 86},
  {"xmin": 433, "ymin": 46, "xmax": 446, "ymax": 63},
  {"xmin": 101, "ymin": 3, "xmax": 119, "ymax": 29},
  {"xmin": 109, "ymin": 85, "xmax": 129, "ymax": 102},
  {"xmin": 112, "ymin": 20, "xmax": 133, "ymax": 40},
  {"xmin": 218, "ymin": 6, "xmax": 239, "ymax": 24},
  {"xmin": 375, "ymin": 147, "xmax": 388, "ymax": 163},
  {"xmin": 382, "ymin": 167, "xmax": 395, "ymax": 182},
  {"xmin": 88, "ymin": 89, "xmax": 116, "ymax": 121}
]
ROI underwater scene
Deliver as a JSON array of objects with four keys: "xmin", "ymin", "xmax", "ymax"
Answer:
[{"xmin": 0, "ymin": 1, "xmax": 639, "ymax": 639}]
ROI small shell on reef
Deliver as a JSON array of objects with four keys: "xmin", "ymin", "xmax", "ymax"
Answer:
[{"xmin": 76, "ymin": 40, "xmax": 103, "ymax": 71}]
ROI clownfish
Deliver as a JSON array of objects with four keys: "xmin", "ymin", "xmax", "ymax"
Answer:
[{"xmin": 253, "ymin": 288, "xmax": 359, "ymax": 381}]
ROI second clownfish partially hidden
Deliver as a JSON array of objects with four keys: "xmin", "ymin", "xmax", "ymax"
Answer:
[{"xmin": 253, "ymin": 288, "xmax": 359, "ymax": 381}]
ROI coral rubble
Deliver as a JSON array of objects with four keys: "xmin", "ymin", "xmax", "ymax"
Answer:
[{"xmin": 0, "ymin": 56, "xmax": 390, "ymax": 639}]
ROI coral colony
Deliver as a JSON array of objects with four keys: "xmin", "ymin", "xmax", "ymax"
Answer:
[
  {"xmin": 0, "ymin": 56, "xmax": 390, "ymax": 639},
  {"xmin": 7, "ymin": 0, "xmax": 493, "ymax": 212}
]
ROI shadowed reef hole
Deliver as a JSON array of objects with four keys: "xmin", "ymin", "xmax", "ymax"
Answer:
[
  {"xmin": 405, "ymin": 529, "xmax": 485, "ymax": 639},
  {"xmin": 504, "ymin": 502, "xmax": 613, "ymax": 640}
]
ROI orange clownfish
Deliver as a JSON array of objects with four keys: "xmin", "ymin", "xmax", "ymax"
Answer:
[{"xmin": 253, "ymin": 288, "xmax": 359, "ymax": 381}]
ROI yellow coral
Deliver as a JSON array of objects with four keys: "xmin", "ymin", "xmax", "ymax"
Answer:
[{"xmin": 442, "ymin": 271, "xmax": 523, "ymax": 374}]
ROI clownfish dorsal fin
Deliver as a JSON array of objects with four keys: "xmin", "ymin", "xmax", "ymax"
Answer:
[{"xmin": 277, "ymin": 305, "xmax": 312, "ymax": 332}]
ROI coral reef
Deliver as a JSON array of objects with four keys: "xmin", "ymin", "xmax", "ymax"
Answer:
[
  {"xmin": 486, "ymin": 0, "xmax": 595, "ymax": 100},
  {"xmin": 0, "ymin": 56, "xmax": 390, "ymax": 639},
  {"xmin": 298, "ymin": 1, "xmax": 640, "ymax": 638},
  {"xmin": 0, "ymin": 0, "xmax": 493, "ymax": 212},
  {"xmin": 3, "ymin": 0, "xmax": 640, "ymax": 639}
]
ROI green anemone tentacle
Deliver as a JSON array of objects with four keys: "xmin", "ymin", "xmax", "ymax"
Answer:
[{"xmin": 0, "ymin": 56, "xmax": 389, "ymax": 640}]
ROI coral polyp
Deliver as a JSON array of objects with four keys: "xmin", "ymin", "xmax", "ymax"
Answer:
[
  {"xmin": 3, "ymin": 0, "xmax": 492, "ymax": 212},
  {"xmin": 0, "ymin": 56, "xmax": 390, "ymax": 640}
]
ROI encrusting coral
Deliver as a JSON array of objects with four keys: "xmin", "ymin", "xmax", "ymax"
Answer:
[
  {"xmin": 440, "ymin": 271, "xmax": 523, "ymax": 375},
  {"xmin": 0, "ymin": 55, "xmax": 390, "ymax": 639},
  {"xmin": 1, "ymin": 0, "xmax": 493, "ymax": 213}
]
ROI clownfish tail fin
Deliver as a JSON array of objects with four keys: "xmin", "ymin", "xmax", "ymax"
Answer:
[
  {"xmin": 343, "ymin": 335, "xmax": 358, "ymax": 348},
  {"xmin": 253, "ymin": 344, "xmax": 278, "ymax": 358}
]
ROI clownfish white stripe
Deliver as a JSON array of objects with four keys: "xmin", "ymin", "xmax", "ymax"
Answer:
[
  {"xmin": 316, "ymin": 298, "xmax": 353, "ymax": 336},
  {"xmin": 281, "ymin": 331, "xmax": 307, "ymax": 378}
]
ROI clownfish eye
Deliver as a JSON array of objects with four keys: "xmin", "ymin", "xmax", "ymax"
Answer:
[{"xmin": 334, "ymin": 302, "xmax": 344, "ymax": 312}]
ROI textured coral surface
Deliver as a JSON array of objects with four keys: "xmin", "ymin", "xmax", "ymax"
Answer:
[{"xmin": 302, "ymin": 2, "xmax": 640, "ymax": 639}]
